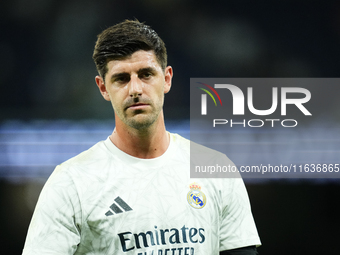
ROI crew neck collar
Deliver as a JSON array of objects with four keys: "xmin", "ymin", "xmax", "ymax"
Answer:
[{"xmin": 104, "ymin": 132, "xmax": 174, "ymax": 168}]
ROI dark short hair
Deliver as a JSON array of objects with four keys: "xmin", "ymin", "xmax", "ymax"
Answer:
[{"xmin": 93, "ymin": 20, "xmax": 167, "ymax": 80}]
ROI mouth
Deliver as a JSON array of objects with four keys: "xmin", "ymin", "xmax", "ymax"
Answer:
[{"xmin": 127, "ymin": 103, "xmax": 149, "ymax": 110}]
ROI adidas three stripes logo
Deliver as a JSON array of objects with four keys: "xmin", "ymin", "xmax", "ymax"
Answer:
[{"xmin": 105, "ymin": 196, "xmax": 133, "ymax": 216}]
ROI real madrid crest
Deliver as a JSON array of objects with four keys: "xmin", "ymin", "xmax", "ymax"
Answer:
[{"xmin": 187, "ymin": 183, "xmax": 206, "ymax": 209}]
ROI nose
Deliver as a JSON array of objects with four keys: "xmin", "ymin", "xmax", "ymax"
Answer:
[{"xmin": 129, "ymin": 75, "xmax": 143, "ymax": 98}]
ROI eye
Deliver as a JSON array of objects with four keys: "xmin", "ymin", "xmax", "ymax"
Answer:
[
  {"xmin": 114, "ymin": 75, "xmax": 129, "ymax": 83},
  {"xmin": 141, "ymin": 72, "xmax": 153, "ymax": 79}
]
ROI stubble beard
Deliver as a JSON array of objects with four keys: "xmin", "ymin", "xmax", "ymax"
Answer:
[
  {"xmin": 115, "ymin": 97, "xmax": 164, "ymax": 131},
  {"xmin": 126, "ymin": 110, "xmax": 160, "ymax": 130}
]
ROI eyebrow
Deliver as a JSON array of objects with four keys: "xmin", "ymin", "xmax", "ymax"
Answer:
[
  {"xmin": 137, "ymin": 67, "xmax": 157, "ymax": 75},
  {"xmin": 110, "ymin": 67, "xmax": 157, "ymax": 82}
]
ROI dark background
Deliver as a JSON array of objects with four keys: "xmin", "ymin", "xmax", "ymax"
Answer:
[{"xmin": 1, "ymin": 0, "xmax": 340, "ymax": 254}]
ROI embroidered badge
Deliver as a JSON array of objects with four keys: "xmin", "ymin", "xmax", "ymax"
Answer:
[{"xmin": 187, "ymin": 183, "xmax": 206, "ymax": 209}]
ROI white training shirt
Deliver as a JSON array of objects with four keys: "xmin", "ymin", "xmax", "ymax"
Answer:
[{"xmin": 22, "ymin": 133, "xmax": 261, "ymax": 255}]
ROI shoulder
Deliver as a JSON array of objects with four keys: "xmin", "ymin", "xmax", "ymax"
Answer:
[
  {"xmin": 48, "ymin": 139, "xmax": 113, "ymax": 182},
  {"xmin": 187, "ymin": 137, "xmax": 232, "ymax": 166},
  {"xmin": 170, "ymin": 132, "xmax": 225, "ymax": 157},
  {"xmin": 178, "ymin": 135, "xmax": 239, "ymax": 178},
  {"xmin": 62, "ymin": 139, "xmax": 109, "ymax": 167}
]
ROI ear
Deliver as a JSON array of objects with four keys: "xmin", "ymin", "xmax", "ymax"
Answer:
[
  {"xmin": 95, "ymin": 75, "xmax": 111, "ymax": 101},
  {"xmin": 164, "ymin": 66, "xmax": 173, "ymax": 94}
]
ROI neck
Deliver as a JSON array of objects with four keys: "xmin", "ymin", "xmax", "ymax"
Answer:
[{"xmin": 110, "ymin": 112, "xmax": 170, "ymax": 159}]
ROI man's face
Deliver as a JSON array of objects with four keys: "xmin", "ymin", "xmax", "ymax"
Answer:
[{"xmin": 96, "ymin": 50, "xmax": 172, "ymax": 130}]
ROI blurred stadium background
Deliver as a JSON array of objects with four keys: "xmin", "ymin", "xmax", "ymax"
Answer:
[{"xmin": 1, "ymin": 0, "xmax": 340, "ymax": 254}]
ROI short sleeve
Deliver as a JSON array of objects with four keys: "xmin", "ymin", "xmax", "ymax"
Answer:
[
  {"xmin": 219, "ymin": 178, "xmax": 261, "ymax": 251},
  {"xmin": 22, "ymin": 165, "xmax": 82, "ymax": 255}
]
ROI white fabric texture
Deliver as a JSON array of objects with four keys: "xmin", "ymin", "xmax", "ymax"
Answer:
[{"xmin": 22, "ymin": 133, "xmax": 261, "ymax": 255}]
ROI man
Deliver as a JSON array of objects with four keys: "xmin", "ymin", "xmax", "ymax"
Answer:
[{"xmin": 22, "ymin": 20, "xmax": 261, "ymax": 255}]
